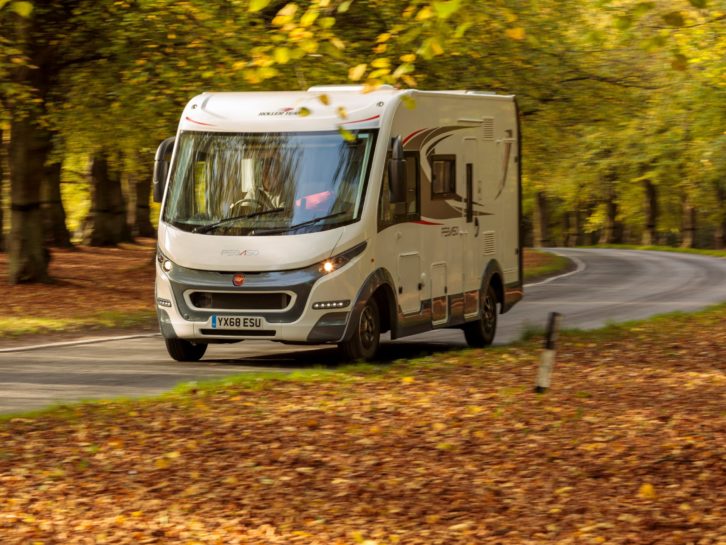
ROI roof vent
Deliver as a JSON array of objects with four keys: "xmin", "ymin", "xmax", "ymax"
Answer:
[{"xmin": 306, "ymin": 84, "xmax": 395, "ymax": 92}]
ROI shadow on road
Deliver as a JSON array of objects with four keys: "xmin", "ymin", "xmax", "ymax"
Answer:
[{"xmin": 204, "ymin": 341, "xmax": 463, "ymax": 369}]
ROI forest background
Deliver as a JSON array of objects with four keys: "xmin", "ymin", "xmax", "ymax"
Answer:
[{"xmin": 0, "ymin": 0, "xmax": 724, "ymax": 283}]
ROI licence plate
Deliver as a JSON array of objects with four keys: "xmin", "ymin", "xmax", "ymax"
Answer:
[{"xmin": 211, "ymin": 315, "xmax": 263, "ymax": 329}]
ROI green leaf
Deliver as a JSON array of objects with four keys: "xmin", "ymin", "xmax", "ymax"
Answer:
[
  {"xmin": 688, "ymin": 0, "xmax": 707, "ymax": 8},
  {"xmin": 662, "ymin": 11, "xmax": 685, "ymax": 27},
  {"xmin": 453, "ymin": 22, "xmax": 472, "ymax": 39},
  {"xmin": 631, "ymin": 2, "xmax": 655, "ymax": 18},
  {"xmin": 400, "ymin": 95, "xmax": 416, "ymax": 109},
  {"xmin": 249, "ymin": 0, "xmax": 272, "ymax": 13},
  {"xmin": 337, "ymin": 0, "xmax": 352, "ymax": 13},
  {"xmin": 338, "ymin": 127, "xmax": 355, "ymax": 142},
  {"xmin": 432, "ymin": 0, "xmax": 461, "ymax": 20},
  {"xmin": 614, "ymin": 15, "xmax": 632, "ymax": 30},
  {"xmin": 10, "ymin": 1, "xmax": 33, "ymax": 17}
]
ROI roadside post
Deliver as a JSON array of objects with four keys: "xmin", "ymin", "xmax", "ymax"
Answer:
[{"xmin": 535, "ymin": 312, "xmax": 562, "ymax": 393}]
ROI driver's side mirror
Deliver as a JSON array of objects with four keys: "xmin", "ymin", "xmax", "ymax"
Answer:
[
  {"xmin": 153, "ymin": 137, "xmax": 175, "ymax": 203},
  {"xmin": 388, "ymin": 136, "xmax": 407, "ymax": 204}
]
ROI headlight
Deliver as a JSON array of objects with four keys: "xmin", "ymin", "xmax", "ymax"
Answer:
[
  {"xmin": 157, "ymin": 247, "xmax": 174, "ymax": 273},
  {"xmin": 318, "ymin": 242, "xmax": 367, "ymax": 274}
]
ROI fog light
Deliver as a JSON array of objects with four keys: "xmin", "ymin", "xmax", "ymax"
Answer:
[
  {"xmin": 322, "ymin": 261, "xmax": 335, "ymax": 273},
  {"xmin": 312, "ymin": 300, "xmax": 350, "ymax": 310},
  {"xmin": 163, "ymin": 260, "xmax": 173, "ymax": 272},
  {"xmin": 157, "ymin": 298, "xmax": 172, "ymax": 308}
]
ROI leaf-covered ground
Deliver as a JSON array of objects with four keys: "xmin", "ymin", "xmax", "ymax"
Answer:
[{"xmin": 1, "ymin": 308, "xmax": 724, "ymax": 544}]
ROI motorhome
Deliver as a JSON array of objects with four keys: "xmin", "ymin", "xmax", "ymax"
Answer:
[{"xmin": 153, "ymin": 86, "xmax": 522, "ymax": 361}]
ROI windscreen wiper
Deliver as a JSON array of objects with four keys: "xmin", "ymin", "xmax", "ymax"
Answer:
[
  {"xmin": 193, "ymin": 207, "xmax": 286, "ymax": 234},
  {"xmin": 252, "ymin": 210, "xmax": 349, "ymax": 235}
]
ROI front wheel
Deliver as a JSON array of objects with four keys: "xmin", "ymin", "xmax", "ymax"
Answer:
[
  {"xmin": 165, "ymin": 338, "xmax": 208, "ymax": 362},
  {"xmin": 338, "ymin": 298, "xmax": 380, "ymax": 361},
  {"xmin": 463, "ymin": 284, "xmax": 498, "ymax": 348}
]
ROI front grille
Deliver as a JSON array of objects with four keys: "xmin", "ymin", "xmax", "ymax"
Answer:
[
  {"xmin": 189, "ymin": 291, "xmax": 291, "ymax": 311},
  {"xmin": 199, "ymin": 329, "xmax": 276, "ymax": 337}
]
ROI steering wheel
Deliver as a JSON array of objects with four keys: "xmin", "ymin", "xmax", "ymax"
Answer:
[{"xmin": 229, "ymin": 198, "xmax": 262, "ymax": 211}]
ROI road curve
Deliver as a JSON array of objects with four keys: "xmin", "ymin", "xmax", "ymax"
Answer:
[{"xmin": 2, "ymin": 248, "xmax": 726, "ymax": 413}]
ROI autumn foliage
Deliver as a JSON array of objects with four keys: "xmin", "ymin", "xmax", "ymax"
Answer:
[{"xmin": 1, "ymin": 307, "xmax": 724, "ymax": 544}]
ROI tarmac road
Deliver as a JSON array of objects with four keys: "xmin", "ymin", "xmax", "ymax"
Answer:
[{"xmin": 2, "ymin": 248, "xmax": 726, "ymax": 413}]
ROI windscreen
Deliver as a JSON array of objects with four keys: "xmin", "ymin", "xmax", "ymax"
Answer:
[{"xmin": 163, "ymin": 130, "xmax": 376, "ymax": 236}]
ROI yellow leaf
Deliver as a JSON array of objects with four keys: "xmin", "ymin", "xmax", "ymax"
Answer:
[
  {"xmin": 401, "ymin": 376, "xmax": 415, "ymax": 384},
  {"xmin": 300, "ymin": 9, "xmax": 319, "ymax": 27},
  {"xmin": 638, "ymin": 483, "xmax": 657, "ymax": 499},
  {"xmin": 273, "ymin": 47, "xmax": 290, "ymax": 64},
  {"xmin": 154, "ymin": 458, "xmax": 170, "ymax": 469},
  {"xmin": 371, "ymin": 57, "xmax": 390, "ymax": 68},
  {"xmin": 248, "ymin": 0, "xmax": 272, "ymax": 13},
  {"xmin": 400, "ymin": 53, "xmax": 416, "ymax": 63},
  {"xmin": 377, "ymin": 33, "xmax": 391, "ymax": 43},
  {"xmin": 298, "ymin": 106, "xmax": 311, "ymax": 117},
  {"xmin": 337, "ymin": 106, "xmax": 348, "ymax": 119},
  {"xmin": 416, "ymin": 6, "xmax": 433, "ymax": 20},
  {"xmin": 348, "ymin": 63, "xmax": 367, "ymax": 81},
  {"xmin": 505, "ymin": 27, "xmax": 525, "ymax": 40},
  {"xmin": 318, "ymin": 94, "xmax": 330, "ymax": 105},
  {"xmin": 166, "ymin": 451, "xmax": 181, "ymax": 459}
]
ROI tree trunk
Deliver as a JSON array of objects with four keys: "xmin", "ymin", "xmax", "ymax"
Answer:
[
  {"xmin": 131, "ymin": 172, "xmax": 156, "ymax": 237},
  {"xmin": 0, "ymin": 129, "xmax": 5, "ymax": 253},
  {"xmin": 8, "ymin": 118, "xmax": 51, "ymax": 283},
  {"xmin": 599, "ymin": 198, "xmax": 622, "ymax": 244},
  {"xmin": 641, "ymin": 180, "xmax": 658, "ymax": 245},
  {"xmin": 681, "ymin": 200, "xmax": 697, "ymax": 248},
  {"xmin": 714, "ymin": 184, "xmax": 726, "ymax": 249},
  {"xmin": 41, "ymin": 160, "xmax": 73, "ymax": 247},
  {"xmin": 84, "ymin": 153, "xmax": 133, "ymax": 246},
  {"xmin": 533, "ymin": 191, "xmax": 550, "ymax": 247}
]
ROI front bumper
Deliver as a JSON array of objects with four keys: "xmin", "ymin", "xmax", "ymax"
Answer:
[{"xmin": 155, "ymin": 250, "xmax": 365, "ymax": 343}]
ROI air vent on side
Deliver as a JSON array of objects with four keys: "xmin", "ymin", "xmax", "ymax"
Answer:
[
  {"xmin": 482, "ymin": 117, "xmax": 495, "ymax": 140},
  {"xmin": 483, "ymin": 231, "xmax": 496, "ymax": 255}
]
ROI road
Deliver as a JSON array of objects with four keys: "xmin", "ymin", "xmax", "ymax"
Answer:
[{"xmin": 2, "ymin": 248, "xmax": 726, "ymax": 413}]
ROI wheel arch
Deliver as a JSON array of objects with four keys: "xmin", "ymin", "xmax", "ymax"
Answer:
[
  {"xmin": 340, "ymin": 267, "xmax": 397, "ymax": 342},
  {"xmin": 482, "ymin": 259, "xmax": 505, "ymax": 313}
]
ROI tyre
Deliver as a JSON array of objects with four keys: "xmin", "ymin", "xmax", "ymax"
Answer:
[
  {"xmin": 338, "ymin": 297, "xmax": 380, "ymax": 361},
  {"xmin": 464, "ymin": 284, "xmax": 498, "ymax": 348},
  {"xmin": 165, "ymin": 338, "xmax": 208, "ymax": 362}
]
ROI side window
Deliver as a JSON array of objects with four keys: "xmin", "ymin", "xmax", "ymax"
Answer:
[
  {"xmin": 378, "ymin": 152, "xmax": 420, "ymax": 229},
  {"xmin": 430, "ymin": 155, "xmax": 456, "ymax": 198}
]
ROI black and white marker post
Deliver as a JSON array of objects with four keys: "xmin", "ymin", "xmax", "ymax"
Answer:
[{"xmin": 535, "ymin": 312, "xmax": 562, "ymax": 394}]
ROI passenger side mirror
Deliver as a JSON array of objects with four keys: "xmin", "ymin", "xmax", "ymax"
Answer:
[
  {"xmin": 153, "ymin": 137, "xmax": 176, "ymax": 203},
  {"xmin": 388, "ymin": 136, "xmax": 407, "ymax": 204}
]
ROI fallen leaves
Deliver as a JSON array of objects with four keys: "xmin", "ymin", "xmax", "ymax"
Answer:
[{"xmin": 1, "ymin": 309, "xmax": 726, "ymax": 543}]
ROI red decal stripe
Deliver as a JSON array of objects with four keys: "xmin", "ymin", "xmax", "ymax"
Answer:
[
  {"xmin": 403, "ymin": 128, "xmax": 427, "ymax": 145},
  {"xmin": 413, "ymin": 220, "xmax": 442, "ymax": 225},
  {"xmin": 185, "ymin": 116, "xmax": 216, "ymax": 127},
  {"xmin": 341, "ymin": 115, "xmax": 380, "ymax": 125}
]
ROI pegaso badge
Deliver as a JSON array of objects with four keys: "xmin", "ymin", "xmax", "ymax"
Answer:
[{"xmin": 221, "ymin": 249, "xmax": 260, "ymax": 256}]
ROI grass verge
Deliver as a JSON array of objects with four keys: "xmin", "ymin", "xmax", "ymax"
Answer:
[
  {"xmin": 586, "ymin": 243, "xmax": 726, "ymax": 258},
  {"xmin": 523, "ymin": 248, "xmax": 574, "ymax": 282},
  {"xmin": 0, "ymin": 310, "xmax": 156, "ymax": 338}
]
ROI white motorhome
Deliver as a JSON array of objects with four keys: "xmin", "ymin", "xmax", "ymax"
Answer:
[{"xmin": 153, "ymin": 86, "xmax": 522, "ymax": 361}]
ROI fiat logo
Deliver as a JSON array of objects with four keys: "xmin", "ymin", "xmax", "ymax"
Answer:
[{"xmin": 232, "ymin": 273, "xmax": 245, "ymax": 286}]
